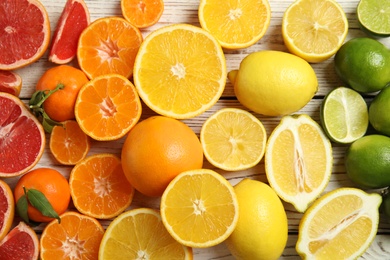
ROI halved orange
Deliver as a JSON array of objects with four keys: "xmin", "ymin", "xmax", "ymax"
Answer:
[
  {"xmin": 69, "ymin": 153, "xmax": 135, "ymax": 219},
  {"xmin": 74, "ymin": 74, "xmax": 142, "ymax": 141},
  {"xmin": 0, "ymin": 0, "xmax": 50, "ymax": 70},
  {"xmin": 0, "ymin": 180, "xmax": 14, "ymax": 241},
  {"xmin": 121, "ymin": 0, "xmax": 164, "ymax": 28},
  {"xmin": 77, "ymin": 17, "xmax": 143, "ymax": 79},
  {"xmin": 0, "ymin": 70, "xmax": 22, "ymax": 96}
]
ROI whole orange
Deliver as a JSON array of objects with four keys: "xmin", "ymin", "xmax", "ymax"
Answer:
[
  {"xmin": 35, "ymin": 65, "xmax": 89, "ymax": 122},
  {"xmin": 13, "ymin": 168, "xmax": 71, "ymax": 223},
  {"xmin": 121, "ymin": 116, "xmax": 204, "ymax": 197}
]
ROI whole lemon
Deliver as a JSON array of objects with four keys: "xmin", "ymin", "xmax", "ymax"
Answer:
[
  {"xmin": 334, "ymin": 37, "xmax": 390, "ymax": 93},
  {"xmin": 369, "ymin": 85, "xmax": 390, "ymax": 136},
  {"xmin": 345, "ymin": 134, "xmax": 390, "ymax": 189},
  {"xmin": 228, "ymin": 50, "xmax": 318, "ymax": 116},
  {"xmin": 225, "ymin": 178, "xmax": 288, "ymax": 260}
]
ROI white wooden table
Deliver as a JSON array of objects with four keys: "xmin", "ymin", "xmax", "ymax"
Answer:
[{"xmin": 4, "ymin": 0, "xmax": 390, "ymax": 259}]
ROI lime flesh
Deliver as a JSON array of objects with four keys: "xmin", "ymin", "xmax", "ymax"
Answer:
[{"xmin": 357, "ymin": 0, "xmax": 390, "ymax": 37}]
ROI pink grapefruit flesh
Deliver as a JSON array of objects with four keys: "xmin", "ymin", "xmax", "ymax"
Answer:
[
  {"xmin": 0, "ymin": 180, "xmax": 15, "ymax": 242},
  {"xmin": 0, "ymin": 70, "xmax": 22, "ymax": 96}
]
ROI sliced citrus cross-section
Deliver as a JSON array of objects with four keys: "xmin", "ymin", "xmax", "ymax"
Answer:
[
  {"xmin": 357, "ymin": 0, "xmax": 390, "ymax": 37},
  {"xmin": 200, "ymin": 108, "xmax": 267, "ymax": 171},
  {"xmin": 121, "ymin": 0, "xmax": 164, "ymax": 28},
  {"xmin": 77, "ymin": 17, "xmax": 143, "ymax": 79},
  {"xmin": 75, "ymin": 74, "xmax": 142, "ymax": 141},
  {"xmin": 133, "ymin": 23, "xmax": 227, "ymax": 119},
  {"xmin": 0, "ymin": 70, "xmax": 22, "ymax": 97},
  {"xmin": 296, "ymin": 188, "xmax": 382, "ymax": 259},
  {"xmin": 282, "ymin": 0, "xmax": 348, "ymax": 63},
  {"xmin": 40, "ymin": 211, "xmax": 104, "ymax": 260},
  {"xmin": 69, "ymin": 153, "xmax": 135, "ymax": 219},
  {"xmin": 265, "ymin": 114, "xmax": 333, "ymax": 213},
  {"xmin": 99, "ymin": 208, "xmax": 193, "ymax": 259},
  {"xmin": 198, "ymin": 0, "xmax": 271, "ymax": 49},
  {"xmin": 0, "ymin": 180, "xmax": 14, "ymax": 242},
  {"xmin": 160, "ymin": 169, "xmax": 239, "ymax": 248}
]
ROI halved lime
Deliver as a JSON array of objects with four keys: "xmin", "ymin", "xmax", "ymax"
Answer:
[
  {"xmin": 320, "ymin": 86, "xmax": 369, "ymax": 144},
  {"xmin": 357, "ymin": 0, "xmax": 390, "ymax": 37}
]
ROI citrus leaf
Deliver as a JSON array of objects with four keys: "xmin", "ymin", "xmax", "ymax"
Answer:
[
  {"xmin": 26, "ymin": 188, "xmax": 61, "ymax": 223},
  {"xmin": 16, "ymin": 195, "xmax": 30, "ymax": 223}
]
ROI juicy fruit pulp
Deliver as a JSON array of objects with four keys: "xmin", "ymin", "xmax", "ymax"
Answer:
[
  {"xmin": 0, "ymin": 70, "xmax": 22, "ymax": 96},
  {"xmin": 0, "ymin": 180, "xmax": 14, "ymax": 241},
  {"xmin": 121, "ymin": 0, "xmax": 164, "ymax": 28},
  {"xmin": 357, "ymin": 0, "xmax": 390, "ymax": 37}
]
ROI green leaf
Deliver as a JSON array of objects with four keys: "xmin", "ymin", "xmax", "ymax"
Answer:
[
  {"xmin": 26, "ymin": 189, "xmax": 61, "ymax": 223},
  {"xmin": 16, "ymin": 195, "xmax": 30, "ymax": 223}
]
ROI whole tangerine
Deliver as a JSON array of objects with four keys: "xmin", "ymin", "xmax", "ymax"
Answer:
[
  {"xmin": 13, "ymin": 168, "xmax": 71, "ymax": 223},
  {"xmin": 121, "ymin": 116, "xmax": 204, "ymax": 197},
  {"xmin": 35, "ymin": 65, "xmax": 89, "ymax": 122}
]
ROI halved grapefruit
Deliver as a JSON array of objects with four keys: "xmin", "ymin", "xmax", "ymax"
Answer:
[
  {"xmin": 0, "ymin": 0, "xmax": 50, "ymax": 70},
  {"xmin": 49, "ymin": 0, "xmax": 90, "ymax": 64},
  {"xmin": 0, "ymin": 70, "xmax": 22, "ymax": 96},
  {"xmin": 0, "ymin": 92, "xmax": 45, "ymax": 177},
  {"xmin": 0, "ymin": 221, "xmax": 39, "ymax": 260},
  {"xmin": 0, "ymin": 180, "xmax": 14, "ymax": 241}
]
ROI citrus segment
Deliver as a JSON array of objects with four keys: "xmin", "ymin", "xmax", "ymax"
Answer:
[
  {"xmin": 265, "ymin": 114, "xmax": 333, "ymax": 213},
  {"xmin": 133, "ymin": 23, "xmax": 226, "ymax": 119},
  {"xmin": 0, "ymin": 92, "xmax": 45, "ymax": 177},
  {"xmin": 75, "ymin": 74, "xmax": 142, "ymax": 141},
  {"xmin": 77, "ymin": 17, "xmax": 143, "ymax": 79},
  {"xmin": 357, "ymin": 0, "xmax": 390, "ymax": 37},
  {"xmin": 49, "ymin": 0, "xmax": 90, "ymax": 64},
  {"xmin": 50, "ymin": 120, "xmax": 91, "ymax": 165},
  {"xmin": 40, "ymin": 211, "xmax": 104, "ymax": 260},
  {"xmin": 160, "ymin": 169, "xmax": 239, "ymax": 248},
  {"xmin": 198, "ymin": 0, "xmax": 271, "ymax": 49},
  {"xmin": 0, "ymin": 180, "xmax": 14, "ymax": 241},
  {"xmin": 0, "ymin": 221, "xmax": 39, "ymax": 260},
  {"xmin": 99, "ymin": 208, "xmax": 193, "ymax": 259},
  {"xmin": 69, "ymin": 153, "xmax": 134, "ymax": 219},
  {"xmin": 121, "ymin": 0, "xmax": 164, "ymax": 28},
  {"xmin": 0, "ymin": 0, "xmax": 50, "ymax": 70},
  {"xmin": 296, "ymin": 188, "xmax": 382, "ymax": 259},
  {"xmin": 200, "ymin": 108, "xmax": 267, "ymax": 171},
  {"xmin": 320, "ymin": 86, "xmax": 369, "ymax": 144},
  {"xmin": 0, "ymin": 70, "xmax": 22, "ymax": 96},
  {"xmin": 282, "ymin": 0, "xmax": 348, "ymax": 63}
]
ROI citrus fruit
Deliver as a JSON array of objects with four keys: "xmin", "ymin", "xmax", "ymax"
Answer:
[
  {"xmin": 0, "ymin": 92, "xmax": 45, "ymax": 177},
  {"xmin": 282, "ymin": 0, "xmax": 348, "ymax": 63},
  {"xmin": 265, "ymin": 114, "xmax": 333, "ymax": 213},
  {"xmin": 0, "ymin": 70, "xmax": 22, "ymax": 96},
  {"xmin": 49, "ymin": 120, "xmax": 91, "ymax": 165},
  {"xmin": 49, "ymin": 0, "xmax": 90, "ymax": 64},
  {"xmin": 0, "ymin": 221, "xmax": 39, "ymax": 259},
  {"xmin": 121, "ymin": 116, "xmax": 203, "ymax": 197},
  {"xmin": 33, "ymin": 65, "xmax": 89, "ymax": 123},
  {"xmin": 99, "ymin": 208, "xmax": 193, "ymax": 259},
  {"xmin": 320, "ymin": 86, "xmax": 369, "ymax": 144},
  {"xmin": 69, "ymin": 153, "xmax": 135, "ymax": 219},
  {"xmin": 345, "ymin": 134, "xmax": 390, "ymax": 189},
  {"xmin": 40, "ymin": 211, "xmax": 104, "ymax": 260},
  {"xmin": 334, "ymin": 37, "xmax": 390, "ymax": 93},
  {"xmin": 357, "ymin": 0, "xmax": 390, "ymax": 38},
  {"xmin": 369, "ymin": 85, "xmax": 390, "ymax": 136},
  {"xmin": 0, "ymin": 0, "xmax": 50, "ymax": 70},
  {"xmin": 229, "ymin": 50, "xmax": 318, "ymax": 116},
  {"xmin": 161, "ymin": 169, "xmax": 238, "ymax": 248},
  {"xmin": 75, "ymin": 73, "xmax": 142, "ymax": 141},
  {"xmin": 198, "ymin": 0, "xmax": 271, "ymax": 49},
  {"xmin": 381, "ymin": 188, "xmax": 390, "ymax": 219},
  {"xmin": 133, "ymin": 23, "xmax": 226, "ymax": 119},
  {"xmin": 296, "ymin": 187, "xmax": 382, "ymax": 259},
  {"xmin": 14, "ymin": 167, "xmax": 71, "ymax": 223},
  {"xmin": 225, "ymin": 179, "xmax": 288, "ymax": 260},
  {"xmin": 0, "ymin": 180, "xmax": 14, "ymax": 241},
  {"xmin": 77, "ymin": 16, "xmax": 143, "ymax": 79},
  {"xmin": 200, "ymin": 108, "xmax": 267, "ymax": 171},
  {"xmin": 121, "ymin": 0, "xmax": 164, "ymax": 28}
]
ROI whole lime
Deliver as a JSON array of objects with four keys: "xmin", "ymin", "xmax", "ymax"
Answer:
[
  {"xmin": 381, "ymin": 189, "xmax": 390, "ymax": 220},
  {"xmin": 225, "ymin": 178, "xmax": 288, "ymax": 260},
  {"xmin": 334, "ymin": 37, "xmax": 390, "ymax": 93},
  {"xmin": 229, "ymin": 50, "xmax": 318, "ymax": 116},
  {"xmin": 345, "ymin": 134, "xmax": 390, "ymax": 189},
  {"xmin": 369, "ymin": 85, "xmax": 390, "ymax": 136}
]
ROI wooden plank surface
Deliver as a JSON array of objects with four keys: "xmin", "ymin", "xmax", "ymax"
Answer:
[{"xmin": 4, "ymin": 0, "xmax": 390, "ymax": 259}]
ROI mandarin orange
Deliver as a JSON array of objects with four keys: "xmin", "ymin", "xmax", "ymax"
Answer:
[{"xmin": 121, "ymin": 0, "xmax": 164, "ymax": 28}]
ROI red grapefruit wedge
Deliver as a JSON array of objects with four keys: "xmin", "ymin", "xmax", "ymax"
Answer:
[
  {"xmin": 0, "ymin": 0, "xmax": 50, "ymax": 70},
  {"xmin": 0, "ymin": 180, "xmax": 14, "ymax": 242},
  {"xmin": 0, "ymin": 70, "xmax": 22, "ymax": 96},
  {"xmin": 49, "ymin": 0, "xmax": 90, "ymax": 64},
  {"xmin": 0, "ymin": 221, "xmax": 39, "ymax": 260},
  {"xmin": 0, "ymin": 92, "xmax": 45, "ymax": 177}
]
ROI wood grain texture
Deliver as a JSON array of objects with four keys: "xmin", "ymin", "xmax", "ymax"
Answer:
[{"xmin": 4, "ymin": 0, "xmax": 390, "ymax": 259}]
